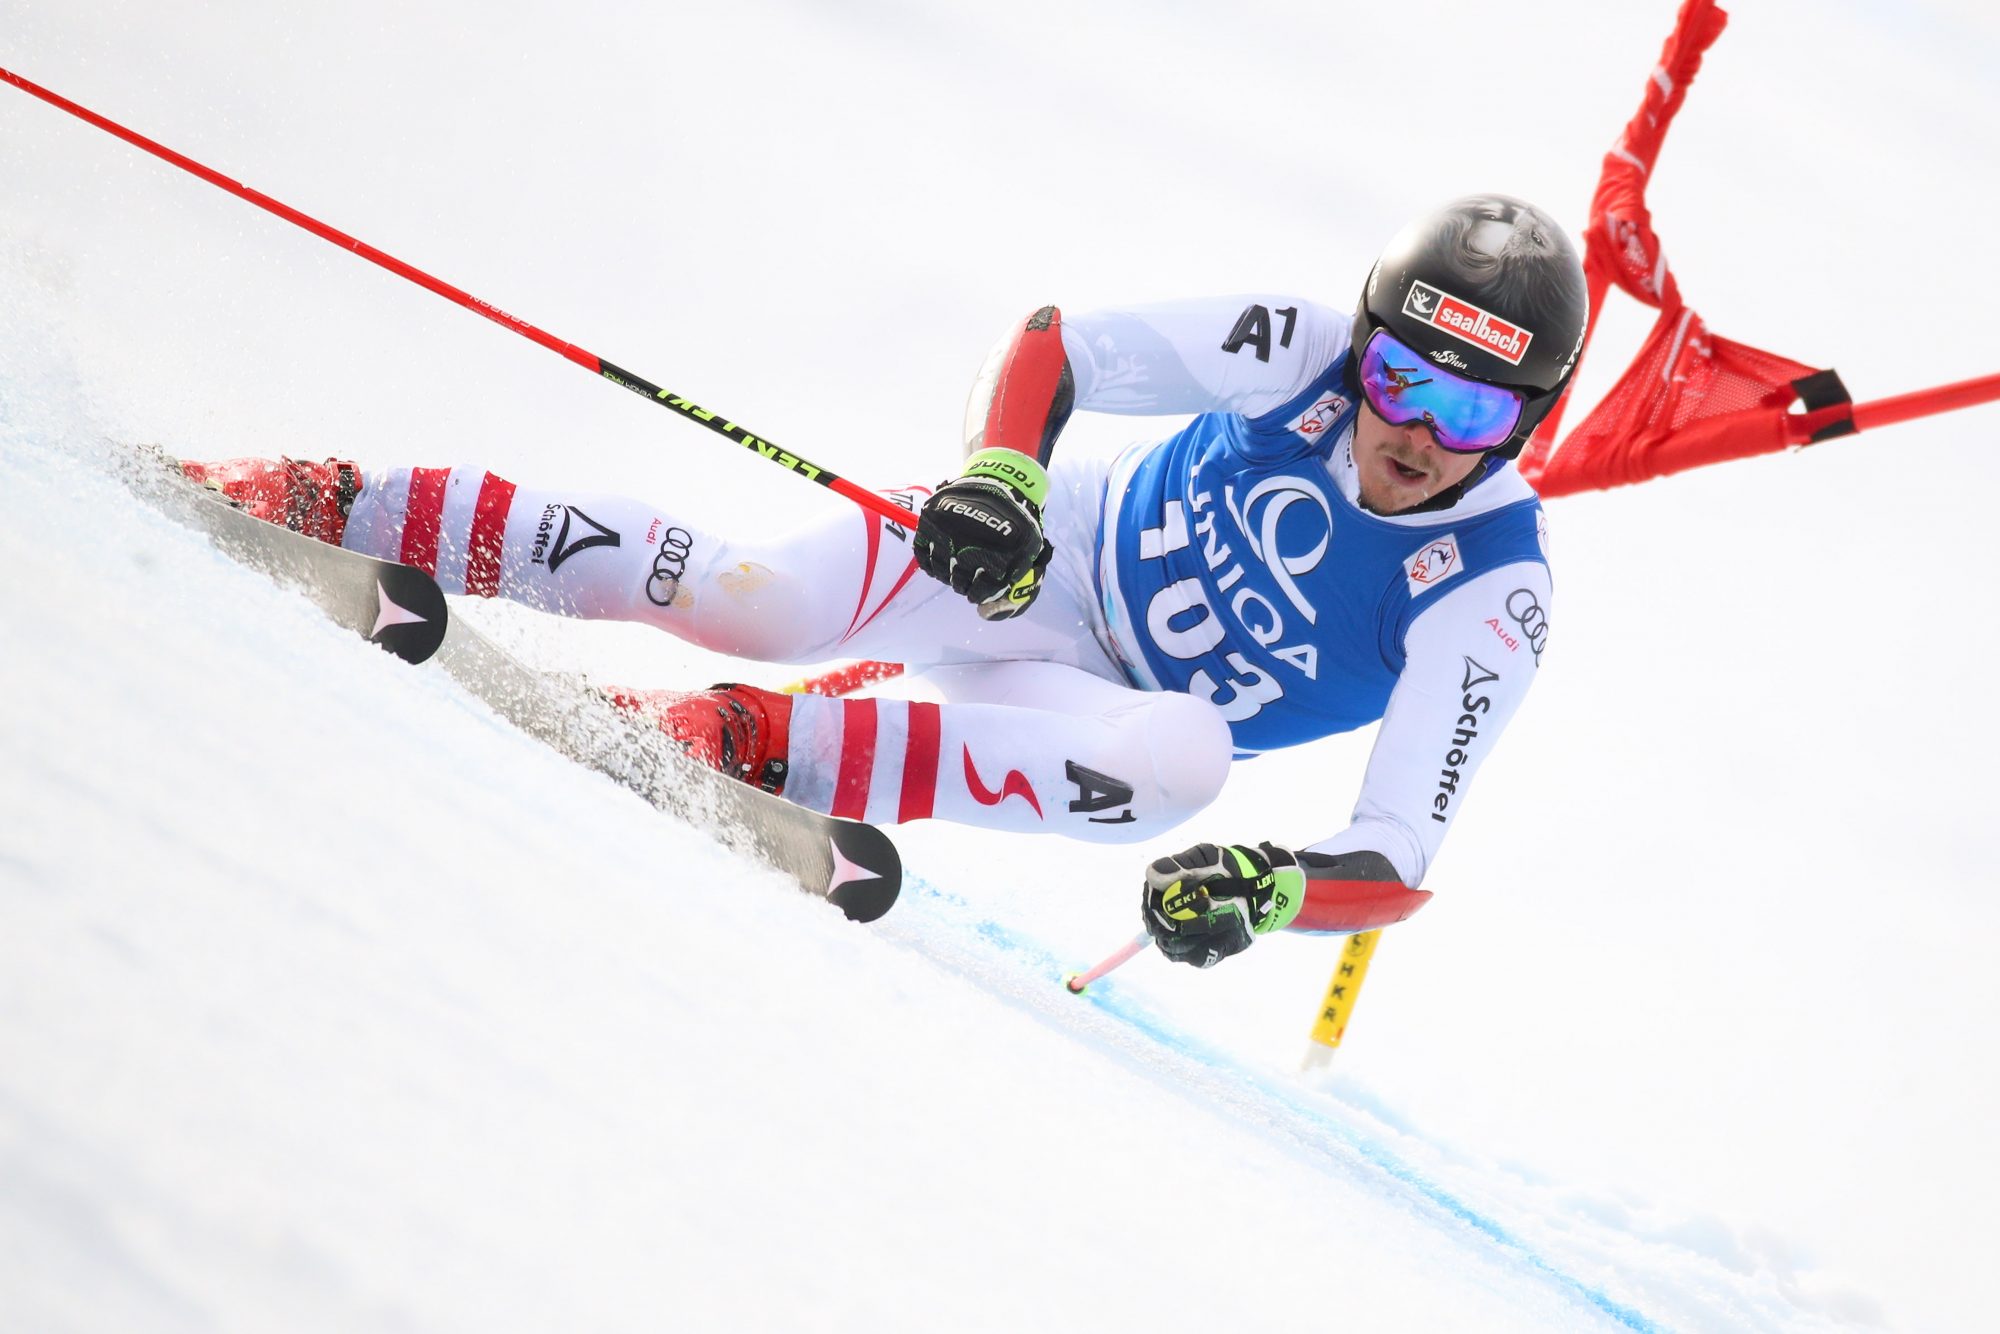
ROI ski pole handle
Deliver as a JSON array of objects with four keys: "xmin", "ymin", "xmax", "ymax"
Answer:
[
  {"xmin": 0, "ymin": 65, "xmax": 918, "ymax": 531},
  {"xmin": 1063, "ymin": 931, "xmax": 1149, "ymax": 995}
]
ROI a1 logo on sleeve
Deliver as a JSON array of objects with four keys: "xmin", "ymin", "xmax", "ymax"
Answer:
[{"xmin": 1404, "ymin": 534, "xmax": 1463, "ymax": 597}]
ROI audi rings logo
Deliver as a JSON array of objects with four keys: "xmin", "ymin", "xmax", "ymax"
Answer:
[
  {"xmin": 646, "ymin": 527, "xmax": 695, "ymax": 607},
  {"xmin": 1506, "ymin": 587, "xmax": 1548, "ymax": 662}
]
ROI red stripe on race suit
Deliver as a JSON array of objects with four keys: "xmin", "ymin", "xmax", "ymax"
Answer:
[
  {"xmin": 846, "ymin": 560, "xmax": 921, "ymax": 643},
  {"xmin": 841, "ymin": 487, "xmax": 928, "ymax": 647},
  {"xmin": 399, "ymin": 467, "xmax": 449, "ymax": 575},
  {"xmin": 898, "ymin": 702, "xmax": 941, "ymax": 822},
  {"xmin": 463, "ymin": 472, "xmax": 517, "ymax": 597},
  {"xmin": 844, "ymin": 500, "xmax": 882, "ymax": 641},
  {"xmin": 831, "ymin": 698, "xmax": 878, "ymax": 821}
]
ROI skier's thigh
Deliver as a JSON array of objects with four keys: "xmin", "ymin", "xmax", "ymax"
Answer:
[{"xmin": 919, "ymin": 661, "xmax": 1234, "ymax": 841}]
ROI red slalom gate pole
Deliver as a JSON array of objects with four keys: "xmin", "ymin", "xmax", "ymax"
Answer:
[
  {"xmin": 781, "ymin": 659, "xmax": 908, "ymax": 697},
  {"xmin": 1851, "ymin": 372, "xmax": 2000, "ymax": 432},
  {"xmin": 0, "ymin": 65, "xmax": 917, "ymax": 531},
  {"xmin": 1786, "ymin": 370, "xmax": 2000, "ymax": 446}
]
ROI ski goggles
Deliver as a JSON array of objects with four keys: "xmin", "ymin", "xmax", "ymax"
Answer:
[{"xmin": 1356, "ymin": 328, "xmax": 1525, "ymax": 453}]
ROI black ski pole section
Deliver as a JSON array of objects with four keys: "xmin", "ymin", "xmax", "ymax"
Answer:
[{"xmin": 1, "ymin": 65, "xmax": 919, "ymax": 531}]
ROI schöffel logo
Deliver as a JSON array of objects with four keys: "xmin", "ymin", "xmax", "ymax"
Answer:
[{"xmin": 1402, "ymin": 280, "xmax": 1533, "ymax": 366}]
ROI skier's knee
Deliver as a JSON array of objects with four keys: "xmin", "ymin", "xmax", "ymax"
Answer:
[
  {"xmin": 1145, "ymin": 691, "xmax": 1232, "ymax": 826},
  {"xmin": 1076, "ymin": 692, "xmax": 1231, "ymax": 843}
]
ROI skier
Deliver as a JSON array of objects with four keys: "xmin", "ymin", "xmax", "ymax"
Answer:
[{"xmin": 183, "ymin": 194, "xmax": 1585, "ymax": 969}]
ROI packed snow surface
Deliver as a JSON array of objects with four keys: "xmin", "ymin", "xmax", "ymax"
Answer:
[{"xmin": 4, "ymin": 1, "xmax": 1997, "ymax": 1329}]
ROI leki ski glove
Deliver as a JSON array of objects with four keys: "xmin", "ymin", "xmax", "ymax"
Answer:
[{"xmin": 1141, "ymin": 842, "xmax": 1306, "ymax": 968}]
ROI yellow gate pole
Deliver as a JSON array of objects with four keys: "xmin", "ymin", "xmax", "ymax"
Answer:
[{"xmin": 1301, "ymin": 929, "xmax": 1383, "ymax": 1070}]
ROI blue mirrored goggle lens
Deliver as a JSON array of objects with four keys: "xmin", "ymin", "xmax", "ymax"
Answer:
[{"xmin": 1358, "ymin": 329, "xmax": 1524, "ymax": 453}]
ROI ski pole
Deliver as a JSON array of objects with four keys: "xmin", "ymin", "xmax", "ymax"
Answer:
[
  {"xmin": 1063, "ymin": 932, "xmax": 1149, "ymax": 995},
  {"xmin": 0, "ymin": 65, "xmax": 917, "ymax": 532}
]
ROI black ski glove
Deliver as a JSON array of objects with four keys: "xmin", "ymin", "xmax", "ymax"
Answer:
[
  {"xmin": 912, "ymin": 448, "xmax": 1053, "ymax": 621},
  {"xmin": 1142, "ymin": 842, "xmax": 1306, "ymax": 968}
]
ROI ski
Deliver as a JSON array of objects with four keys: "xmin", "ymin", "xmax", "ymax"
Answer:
[
  {"xmin": 140, "ymin": 450, "xmax": 450, "ymax": 664},
  {"xmin": 428, "ymin": 612, "xmax": 901, "ymax": 922},
  {"xmin": 139, "ymin": 456, "xmax": 901, "ymax": 920}
]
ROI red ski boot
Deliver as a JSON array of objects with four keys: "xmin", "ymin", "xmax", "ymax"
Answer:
[
  {"xmin": 608, "ymin": 683, "xmax": 793, "ymax": 794},
  {"xmin": 180, "ymin": 456, "xmax": 360, "ymax": 546}
]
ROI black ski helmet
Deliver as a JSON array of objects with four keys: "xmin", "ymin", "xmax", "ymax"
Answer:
[{"xmin": 1350, "ymin": 194, "xmax": 1588, "ymax": 460}]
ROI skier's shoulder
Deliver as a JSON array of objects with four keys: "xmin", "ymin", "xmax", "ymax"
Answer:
[
  {"xmin": 1063, "ymin": 295, "xmax": 1352, "ymax": 416},
  {"xmin": 1305, "ymin": 453, "xmax": 1547, "ymax": 628},
  {"xmin": 1067, "ymin": 293, "xmax": 1347, "ymax": 349},
  {"xmin": 1208, "ymin": 295, "xmax": 1352, "ymax": 376},
  {"xmin": 1412, "ymin": 464, "xmax": 1550, "ymax": 583},
  {"xmin": 1455, "ymin": 463, "xmax": 1548, "ymax": 538}
]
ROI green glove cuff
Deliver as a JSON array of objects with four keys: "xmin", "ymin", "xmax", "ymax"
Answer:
[
  {"xmin": 961, "ymin": 447, "xmax": 1050, "ymax": 510},
  {"xmin": 1225, "ymin": 845, "xmax": 1306, "ymax": 935},
  {"xmin": 1258, "ymin": 865, "xmax": 1306, "ymax": 934}
]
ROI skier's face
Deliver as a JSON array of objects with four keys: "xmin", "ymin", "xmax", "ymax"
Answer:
[{"xmin": 1351, "ymin": 400, "xmax": 1488, "ymax": 515}]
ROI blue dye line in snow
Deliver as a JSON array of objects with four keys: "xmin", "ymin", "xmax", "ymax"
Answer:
[{"xmin": 900, "ymin": 880, "xmax": 1664, "ymax": 1334}]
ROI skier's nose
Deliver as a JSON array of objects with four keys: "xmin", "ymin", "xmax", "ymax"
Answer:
[{"xmin": 1399, "ymin": 419, "xmax": 1444, "ymax": 454}]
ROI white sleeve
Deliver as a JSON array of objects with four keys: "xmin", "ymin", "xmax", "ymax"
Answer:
[
  {"xmin": 1059, "ymin": 297, "xmax": 1350, "ymax": 420},
  {"xmin": 1306, "ymin": 563, "xmax": 1552, "ymax": 887}
]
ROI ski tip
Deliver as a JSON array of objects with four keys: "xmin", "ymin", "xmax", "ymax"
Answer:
[
  {"xmin": 828, "ymin": 875, "xmax": 899, "ymax": 924},
  {"xmin": 825, "ymin": 822, "xmax": 902, "ymax": 923},
  {"xmin": 367, "ymin": 563, "xmax": 449, "ymax": 664}
]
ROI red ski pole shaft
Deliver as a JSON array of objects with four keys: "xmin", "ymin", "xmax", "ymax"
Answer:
[{"xmin": 0, "ymin": 65, "xmax": 917, "ymax": 530}]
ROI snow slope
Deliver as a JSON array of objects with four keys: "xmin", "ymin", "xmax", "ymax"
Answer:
[{"xmin": 5, "ymin": 1, "xmax": 1998, "ymax": 1329}]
